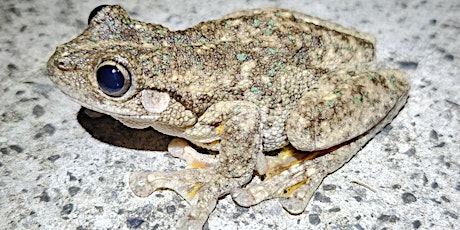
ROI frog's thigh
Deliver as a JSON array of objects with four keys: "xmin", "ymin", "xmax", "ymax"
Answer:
[
  {"xmin": 234, "ymin": 69, "xmax": 410, "ymax": 211},
  {"xmin": 286, "ymin": 69, "xmax": 410, "ymax": 151}
]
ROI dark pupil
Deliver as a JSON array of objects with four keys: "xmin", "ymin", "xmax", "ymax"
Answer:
[{"xmin": 97, "ymin": 65, "xmax": 125, "ymax": 94}]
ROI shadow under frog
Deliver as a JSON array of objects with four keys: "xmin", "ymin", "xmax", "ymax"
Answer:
[{"xmin": 77, "ymin": 107, "xmax": 172, "ymax": 151}]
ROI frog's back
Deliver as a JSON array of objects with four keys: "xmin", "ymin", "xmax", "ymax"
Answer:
[{"xmin": 152, "ymin": 8, "xmax": 375, "ymax": 115}]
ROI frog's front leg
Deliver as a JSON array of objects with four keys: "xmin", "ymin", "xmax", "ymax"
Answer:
[
  {"xmin": 234, "ymin": 69, "xmax": 410, "ymax": 213},
  {"xmin": 130, "ymin": 101, "xmax": 262, "ymax": 229}
]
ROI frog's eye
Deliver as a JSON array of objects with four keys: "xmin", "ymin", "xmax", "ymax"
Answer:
[
  {"xmin": 88, "ymin": 5, "xmax": 108, "ymax": 24},
  {"xmin": 96, "ymin": 61, "xmax": 131, "ymax": 97}
]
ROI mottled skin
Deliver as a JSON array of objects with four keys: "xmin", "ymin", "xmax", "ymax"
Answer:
[{"xmin": 47, "ymin": 5, "xmax": 410, "ymax": 229}]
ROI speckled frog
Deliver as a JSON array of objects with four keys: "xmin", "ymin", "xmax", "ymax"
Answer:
[{"xmin": 48, "ymin": 5, "xmax": 410, "ymax": 229}]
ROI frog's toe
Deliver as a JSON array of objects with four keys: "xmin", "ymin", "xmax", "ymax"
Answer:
[
  {"xmin": 232, "ymin": 185, "xmax": 271, "ymax": 207},
  {"xmin": 278, "ymin": 178, "xmax": 321, "ymax": 214},
  {"xmin": 176, "ymin": 217, "xmax": 206, "ymax": 230},
  {"xmin": 130, "ymin": 171, "xmax": 190, "ymax": 198},
  {"xmin": 129, "ymin": 171, "xmax": 155, "ymax": 197},
  {"xmin": 130, "ymin": 169, "xmax": 211, "ymax": 201},
  {"xmin": 131, "ymin": 168, "xmax": 249, "ymax": 229}
]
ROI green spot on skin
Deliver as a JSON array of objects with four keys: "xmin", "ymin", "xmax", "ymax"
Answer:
[
  {"xmin": 253, "ymin": 19, "xmax": 260, "ymax": 27},
  {"xmin": 250, "ymin": 86, "xmax": 260, "ymax": 93},
  {"xmin": 361, "ymin": 91, "xmax": 374, "ymax": 107},
  {"xmin": 185, "ymin": 46, "xmax": 192, "ymax": 51},
  {"xmin": 316, "ymin": 52, "xmax": 323, "ymax": 61},
  {"xmin": 284, "ymin": 84, "xmax": 290, "ymax": 90},
  {"xmin": 121, "ymin": 18, "xmax": 129, "ymax": 24},
  {"xmin": 389, "ymin": 75, "xmax": 397, "ymax": 88},
  {"xmin": 237, "ymin": 53, "xmax": 248, "ymax": 61},
  {"xmin": 162, "ymin": 54, "xmax": 171, "ymax": 62},
  {"xmin": 275, "ymin": 11, "xmax": 281, "ymax": 17},
  {"xmin": 195, "ymin": 61, "xmax": 203, "ymax": 70},
  {"xmin": 288, "ymin": 34, "xmax": 293, "ymax": 40},
  {"xmin": 268, "ymin": 19, "xmax": 275, "ymax": 26},
  {"xmin": 328, "ymin": 100, "xmax": 335, "ymax": 107},
  {"xmin": 265, "ymin": 29, "xmax": 273, "ymax": 36},
  {"xmin": 154, "ymin": 70, "xmax": 161, "ymax": 75},
  {"xmin": 157, "ymin": 29, "xmax": 164, "ymax": 35},
  {"xmin": 224, "ymin": 23, "xmax": 230, "ymax": 29},
  {"xmin": 91, "ymin": 37, "xmax": 98, "ymax": 41},
  {"xmin": 368, "ymin": 72, "xmax": 380, "ymax": 80},
  {"xmin": 276, "ymin": 62, "xmax": 283, "ymax": 68},
  {"xmin": 335, "ymin": 92, "xmax": 341, "ymax": 97},
  {"xmin": 300, "ymin": 58, "xmax": 306, "ymax": 64},
  {"xmin": 175, "ymin": 38, "xmax": 184, "ymax": 44},
  {"xmin": 268, "ymin": 69, "xmax": 276, "ymax": 76},
  {"xmin": 307, "ymin": 34, "xmax": 313, "ymax": 40},
  {"xmin": 155, "ymin": 50, "xmax": 162, "ymax": 55},
  {"xmin": 353, "ymin": 94, "xmax": 363, "ymax": 106},
  {"xmin": 199, "ymin": 38, "xmax": 208, "ymax": 43},
  {"xmin": 347, "ymin": 71, "xmax": 356, "ymax": 76},
  {"xmin": 267, "ymin": 48, "xmax": 278, "ymax": 54},
  {"xmin": 303, "ymin": 129, "xmax": 310, "ymax": 136},
  {"xmin": 235, "ymin": 107, "xmax": 241, "ymax": 114}
]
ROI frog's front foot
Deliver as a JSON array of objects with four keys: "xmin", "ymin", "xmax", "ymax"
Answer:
[
  {"xmin": 130, "ymin": 101, "xmax": 262, "ymax": 229},
  {"xmin": 130, "ymin": 167, "xmax": 252, "ymax": 229}
]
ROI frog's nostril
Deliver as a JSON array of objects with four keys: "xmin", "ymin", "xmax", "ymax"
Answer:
[{"xmin": 56, "ymin": 57, "xmax": 74, "ymax": 70}]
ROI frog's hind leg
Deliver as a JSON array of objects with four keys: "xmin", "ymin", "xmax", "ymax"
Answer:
[
  {"xmin": 234, "ymin": 69, "xmax": 410, "ymax": 213},
  {"xmin": 232, "ymin": 133, "xmax": 374, "ymax": 213},
  {"xmin": 286, "ymin": 69, "xmax": 410, "ymax": 152}
]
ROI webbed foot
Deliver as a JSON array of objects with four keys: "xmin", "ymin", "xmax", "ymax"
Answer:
[{"xmin": 130, "ymin": 167, "xmax": 252, "ymax": 229}]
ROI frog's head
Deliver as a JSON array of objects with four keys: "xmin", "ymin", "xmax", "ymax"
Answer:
[{"xmin": 47, "ymin": 5, "xmax": 172, "ymax": 123}]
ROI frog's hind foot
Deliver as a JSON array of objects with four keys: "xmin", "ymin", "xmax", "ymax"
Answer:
[
  {"xmin": 233, "ymin": 143, "xmax": 361, "ymax": 214},
  {"xmin": 130, "ymin": 168, "xmax": 212, "ymax": 201},
  {"xmin": 232, "ymin": 156, "xmax": 326, "ymax": 214},
  {"xmin": 130, "ymin": 168, "xmax": 252, "ymax": 230}
]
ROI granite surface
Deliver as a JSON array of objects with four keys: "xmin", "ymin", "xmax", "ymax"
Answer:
[{"xmin": 0, "ymin": 0, "xmax": 459, "ymax": 229}]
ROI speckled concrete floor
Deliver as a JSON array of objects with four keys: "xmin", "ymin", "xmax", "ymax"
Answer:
[{"xmin": 0, "ymin": 0, "xmax": 459, "ymax": 229}]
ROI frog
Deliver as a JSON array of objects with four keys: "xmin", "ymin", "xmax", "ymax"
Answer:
[{"xmin": 47, "ymin": 5, "xmax": 410, "ymax": 229}]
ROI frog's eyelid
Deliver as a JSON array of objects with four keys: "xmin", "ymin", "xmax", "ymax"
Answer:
[{"xmin": 88, "ymin": 5, "xmax": 109, "ymax": 25}]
